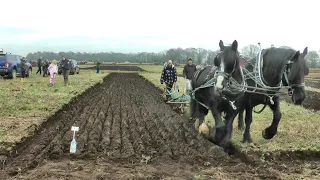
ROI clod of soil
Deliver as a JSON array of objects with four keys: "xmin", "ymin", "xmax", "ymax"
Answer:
[{"xmin": 1, "ymin": 73, "xmax": 319, "ymax": 179}]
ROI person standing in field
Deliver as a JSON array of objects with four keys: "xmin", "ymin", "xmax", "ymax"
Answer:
[
  {"xmin": 48, "ymin": 60, "xmax": 58, "ymax": 87},
  {"xmin": 20, "ymin": 57, "xmax": 27, "ymax": 82},
  {"xmin": 36, "ymin": 56, "xmax": 43, "ymax": 75},
  {"xmin": 61, "ymin": 56, "xmax": 71, "ymax": 86},
  {"xmin": 183, "ymin": 57, "xmax": 197, "ymax": 94},
  {"xmin": 42, "ymin": 59, "xmax": 50, "ymax": 77},
  {"xmin": 96, "ymin": 60, "xmax": 101, "ymax": 73},
  {"xmin": 160, "ymin": 60, "xmax": 177, "ymax": 100}
]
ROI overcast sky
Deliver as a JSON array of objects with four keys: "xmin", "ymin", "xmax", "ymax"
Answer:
[{"xmin": 0, "ymin": 0, "xmax": 318, "ymax": 56}]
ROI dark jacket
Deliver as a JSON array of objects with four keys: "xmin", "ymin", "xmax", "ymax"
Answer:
[
  {"xmin": 160, "ymin": 65, "xmax": 177, "ymax": 85},
  {"xmin": 61, "ymin": 59, "xmax": 72, "ymax": 70},
  {"xmin": 20, "ymin": 59, "xmax": 27, "ymax": 71},
  {"xmin": 37, "ymin": 58, "xmax": 42, "ymax": 66},
  {"xmin": 43, "ymin": 60, "xmax": 49, "ymax": 69},
  {"xmin": 183, "ymin": 64, "xmax": 197, "ymax": 79}
]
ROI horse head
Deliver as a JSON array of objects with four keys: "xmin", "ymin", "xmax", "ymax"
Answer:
[
  {"xmin": 285, "ymin": 47, "xmax": 309, "ymax": 105},
  {"xmin": 214, "ymin": 40, "xmax": 242, "ymax": 91}
]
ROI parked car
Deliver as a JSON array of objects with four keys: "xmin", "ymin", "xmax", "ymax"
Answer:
[
  {"xmin": 58, "ymin": 59, "xmax": 80, "ymax": 75},
  {"xmin": 0, "ymin": 49, "xmax": 32, "ymax": 79}
]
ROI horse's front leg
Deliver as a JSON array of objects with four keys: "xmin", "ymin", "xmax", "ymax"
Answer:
[
  {"xmin": 262, "ymin": 97, "xmax": 281, "ymax": 139},
  {"xmin": 238, "ymin": 108, "xmax": 245, "ymax": 130},
  {"xmin": 219, "ymin": 110, "xmax": 238, "ymax": 154},
  {"xmin": 208, "ymin": 103, "xmax": 224, "ymax": 144}
]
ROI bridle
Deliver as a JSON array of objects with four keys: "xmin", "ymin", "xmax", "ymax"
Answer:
[{"xmin": 283, "ymin": 60, "xmax": 306, "ymax": 96}]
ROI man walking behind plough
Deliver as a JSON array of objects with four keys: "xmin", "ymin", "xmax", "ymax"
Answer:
[
  {"xmin": 160, "ymin": 60, "xmax": 177, "ymax": 100},
  {"xmin": 183, "ymin": 57, "xmax": 197, "ymax": 94}
]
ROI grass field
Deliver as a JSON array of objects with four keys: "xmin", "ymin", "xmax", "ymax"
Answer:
[{"xmin": 0, "ymin": 70, "xmax": 108, "ymax": 151}]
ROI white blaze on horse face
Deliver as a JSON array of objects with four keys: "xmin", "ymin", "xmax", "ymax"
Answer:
[{"xmin": 216, "ymin": 61, "xmax": 225, "ymax": 89}]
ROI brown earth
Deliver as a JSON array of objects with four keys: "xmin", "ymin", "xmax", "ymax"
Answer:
[
  {"xmin": 0, "ymin": 73, "xmax": 319, "ymax": 179},
  {"xmin": 82, "ymin": 65, "xmax": 144, "ymax": 71},
  {"xmin": 305, "ymin": 78, "xmax": 320, "ymax": 89},
  {"xmin": 280, "ymin": 90, "xmax": 320, "ymax": 111}
]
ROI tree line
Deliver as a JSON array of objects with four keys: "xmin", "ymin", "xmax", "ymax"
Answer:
[{"xmin": 26, "ymin": 45, "xmax": 320, "ymax": 67}]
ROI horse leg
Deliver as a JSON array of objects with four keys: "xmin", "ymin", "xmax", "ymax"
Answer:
[
  {"xmin": 219, "ymin": 110, "xmax": 238, "ymax": 154},
  {"xmin": 262, "ymin": 98, "xmax": 281, "ymax": 139},
  {"xmin": 190, "ymin": 98, "xmax": 199, "ymax": 121},
  {"xmin": 242, "ymin": 106, "xmax": 253, "ymax": 143},
  {"xmin": 238, "ymin": 108, "xmax": 245, "ymax": 130},
  {"xmin": 209, "ymin": 102, "xmax": 224, "ymax": 128},
  {"xmin": 208, "ymin": 104, "xmax": 224, "ymax": 144},
  {"xmin": 195, "ymin": 103, "xmax": 207, "ymax": 131}
]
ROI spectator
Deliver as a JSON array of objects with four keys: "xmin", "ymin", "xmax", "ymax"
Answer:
[
  {"xmin": 160, "ymin": 60, "xmax": 177, "ymax": 100},
  {"xmin": 42, "ymin": 59, "xmax": 50, "ymax": 77},
  {"xmin": 48, "ymin": 60, "xmax": 58, "ymax": 87},
  {"xmin": 183, "ymin": 57, "xmax": 197, "ymax": 94},
  {"xmin": 96, "ymin": 60, "xmax": 101, "ymax": 73},
  {"xmin": 60, "ymin": 56, "xmax": 71, "ymax": 86},
  {"xmin": 36, "ymin": 56, "xmax": 42, "ymax": 75},
  {"xmin": 20, "ymin": 57, "xmax": 27, "ymax": 82}
]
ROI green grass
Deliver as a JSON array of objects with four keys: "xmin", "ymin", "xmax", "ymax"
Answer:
[
  {"xmin": 140, "ymin": 72, "xmax": 320, "ymax": 152},
  {"xmin": 0, "ymin": 70, "xmax": 108, "ymax": 146}
]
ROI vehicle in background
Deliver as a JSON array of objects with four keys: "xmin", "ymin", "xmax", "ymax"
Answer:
[
  {"xmin": 81, "ymin": 60, "xmax": 87, "ymax": 64},
  {"xmin": 0, "ymin": 48, "xmax": 32, "ymax": 79},
  {"xmin": 58, "ymin": 59, "xmax": 80, "ymax": 75}
]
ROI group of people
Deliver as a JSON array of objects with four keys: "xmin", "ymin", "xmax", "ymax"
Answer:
[
  {"xmin": 21, "ymin": 56, "xmax": 71, "ymax": 87},
  {"xmin": 160, "ymin": 57, "xmax": 197, "ymax": 96},
  {"xmin": 35, "ymin": 57, "xmax": 50, "ymax": 77}
]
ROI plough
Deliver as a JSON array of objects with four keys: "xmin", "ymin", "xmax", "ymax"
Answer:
[{"xmin": 163, "ymin": 83, "xmax": 191, "ymax": 114}]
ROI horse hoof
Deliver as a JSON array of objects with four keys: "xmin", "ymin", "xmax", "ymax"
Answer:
[{"xmin": 262, "ymin": 128, "xmax": 276, "ymax": 140}]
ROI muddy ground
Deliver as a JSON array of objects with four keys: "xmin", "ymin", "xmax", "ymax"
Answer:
[
  {"xmin": 82, "ymin": 65, "xmax": 144, "ymax": 71},
  {"xmin": 305, "ymin": 78, "xmax": 320, "ymax": 89},
  {"xmin": 0, "ymin": 73, "xmax": 319, "ymax": 179},
  {"xmin": 280, "ymin": 90, "xmax": 320, "ymax": 111}
]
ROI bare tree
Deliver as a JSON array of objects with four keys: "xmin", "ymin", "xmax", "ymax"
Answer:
[
  {"xmin": 306, "ymin": 51, "xmax": 320, "ymax": 68},
  {"xmin": 241, "ymin": 44, "xmax": 259, "ymax": 59}
]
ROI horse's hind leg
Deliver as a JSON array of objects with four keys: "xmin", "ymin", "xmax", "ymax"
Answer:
[
  {"xmin": 238, "ymin": 108, "xmax": 245, "ymax": 130},
  {"xmin": 262, "ymin": 98, "xmax": 281, "ymax": 139},
  {"xmin": 195, "ymin": 105, "xmax": 207, "ymax": 131},
  {"xmin": 242, "ymin": 106, "xmax": 253, "ymax": 143}
]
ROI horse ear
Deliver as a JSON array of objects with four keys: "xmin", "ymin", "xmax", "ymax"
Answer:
[
  {"xmin": 292, "ymin": 51, "xmax": 300, "ymax": 62},
  {"xmin": 219, "ymin": 40, "xmax": 224, "ymax": 51},
  {"xmin": 214, "ymin": 55, "xmax": 221, "ymax": 67},
  {"xmin": 231, "ymin": 40, "xmax": 238, "ymax": 51},
  {"xmin": 303, "ymin": 47, "xmax": 308, "ymax": 57}
]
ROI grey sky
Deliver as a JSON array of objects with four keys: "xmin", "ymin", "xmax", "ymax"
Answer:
[{"xmin": 1, "ymin": 0, "xmax": 318, "ymax": 56}]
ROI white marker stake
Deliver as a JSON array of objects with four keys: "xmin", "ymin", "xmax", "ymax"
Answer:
[{"xmin": 70, "ymin": 126, "xmax": 79, "ymax": 154}]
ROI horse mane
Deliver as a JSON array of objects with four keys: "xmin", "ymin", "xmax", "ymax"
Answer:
[{"xmin": 262, "ymin": 48, "xmax": 298, "ymax": 86}]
